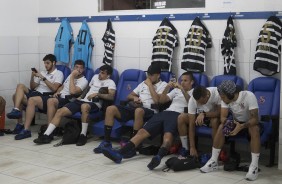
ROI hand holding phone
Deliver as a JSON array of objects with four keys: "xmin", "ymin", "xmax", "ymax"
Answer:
[{"xmin": 31, "ymin": 68, "xmax": 38, "ymax": 73}]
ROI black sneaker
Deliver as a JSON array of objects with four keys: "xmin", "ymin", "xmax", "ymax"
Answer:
[
  {"xmin": 147, "ymin": 155, "xmax": 161, "ymax": 170},
  {"xmin": 33, "ymin": 134, "xmax": 53, "ymax": 144},
  {"xmin": 76, "ymin": 134, "xmax": 87, "ymax": 146}
]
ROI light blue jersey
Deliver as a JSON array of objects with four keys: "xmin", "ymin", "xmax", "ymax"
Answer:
[
  {"xmin": 73, "ymin": 20, "xmax": 94, "ymax": 68},
  {"xmin": 54, "ymin": 18, "xmax": 74, "ymax": 64}
]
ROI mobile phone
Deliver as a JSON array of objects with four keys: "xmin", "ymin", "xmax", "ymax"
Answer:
[{"xmin": 31, "ymin": 68, "xmax": 38, "ymax": 73}]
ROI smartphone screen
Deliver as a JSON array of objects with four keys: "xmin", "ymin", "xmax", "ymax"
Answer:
[{"xmin": 31, "ymin": 68, "xmax": 38, "ymax": 73}]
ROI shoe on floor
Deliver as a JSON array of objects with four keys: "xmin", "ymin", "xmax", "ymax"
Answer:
[
  {"xmin": 93, "ymin": 140, "xmax": 112, "ymax": 154},
  {"xmin": 178, "ymin": 147, "xmax": 189, "ymax": 157},
  {"xmin": 15, "ymin": 129, "xmax": 31, "ymax": 140},
  {"xmin": 12, "ymin": 123, "xmax": 24, "ymax": 134},
  {"xmin": 102, "ymin": 147, "xmax": 123, "ymax": 163},
  {"xmin": 123, "ymin": 149, "xmax": 136, "ymax": 159},
  {"xmin": 147, "ymin": 155, "xmax": 161, "ymax": 170},
  {"xmin": 7, "ymin": 109, "xmax": 22, "ymax": 119},
  {"xmin": 33, "ymin": 134, "xmax": 53, "ymax": 144},
  {"xmin": 200, "ymin": 159, "xmax": 218, "ymax": 173},
  {"xmin": 76, "ymin": 134, "xmax": 87, "ymax": 146},
  {"xmin": 246, "ymin": 164, "xmax": 259, "ymax": 181}
]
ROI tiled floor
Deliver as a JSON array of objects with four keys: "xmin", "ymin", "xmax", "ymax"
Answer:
[{"xmin": 0, "ymin": 123, "xmax": 282, "ymax": 184}]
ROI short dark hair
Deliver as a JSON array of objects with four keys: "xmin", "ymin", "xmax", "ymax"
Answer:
[
  {"xmin": 181, "ymin": 71, "xmax": 195, "ymax": 82},
  {"xmin": 193, "ymin": 85, "xmax": 207, "ymax": 100},
  {"xmin": 43, "ymin": 54, "xmax": 56, "ymax": 63},
  {"xmin": 99, "ymin": 64, "xmax": 113, "ymax": 75},
  {"xmin": 74, "ymin": 60, "xmax": 85, "ymax": 68}
]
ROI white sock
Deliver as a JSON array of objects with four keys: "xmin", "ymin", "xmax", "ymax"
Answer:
[
  {"xmin": 211, "ymin": 147, "xmax": 221, "ymax": 162},
  {"xmin": 250, "ymin": 152, "xmax": 260, "ymax": 167},
  {"xmin": 18, "ymin": 122, "xmax": 23, "ymax": 125},
  {"xmin": 180, "ymin": 136, "xmax": 188, "ymax": 150},
  {"xmin": 14, "ymin": 107, "xmax": 20, "ymax": 111},
  {"xmin": 44, "ymin": 123, "xmax": 56, "ymax": 136},
  {"xmin": 81, "ymin": 122, "xmax": 88, "ymax": 136}
]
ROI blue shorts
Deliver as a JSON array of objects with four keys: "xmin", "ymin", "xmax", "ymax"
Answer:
[
  {"xmin": 143, "ymin": 111, "xmax": 180, "ymax": 138},
  {"xmin": 64, "ymin": 100, "xmax": 99, "ymax": 114},
  {"xmin": 115, "ymin": 105, "xmax": 154, "ymax": 123},
  {"xmin": 26, "ymin": 90, "xmax": 49, "ymax": 112}
]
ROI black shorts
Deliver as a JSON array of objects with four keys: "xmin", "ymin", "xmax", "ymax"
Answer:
[
  {"xmin": 143, "ymin": 111, "xmax": 180, "ymax": 138},
  {"xmin": 64, "ymin": 100, "xmax": 99, "ymax": 114},
  {"xmin": 57, "ymin": 97, "xmax": 71, "ymax": 108},
  {"xmin": 115, "ymin": 105, "xmax": 154, "ymax": 123},
  {"xmin": 26, "ymin": 90, "xmax": 49, "ymax": 112}
]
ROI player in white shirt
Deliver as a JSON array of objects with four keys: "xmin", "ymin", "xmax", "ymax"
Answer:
[
  {"xmin": 101, "ymin": 72, "xmax": 194, "ymax": 169},
  {"xmin": 14, "ymin": 60, "xmax": 88, "ymax": 140},
  {"xmin": 33, "ymin": 65, "xmax": 116, "ymax": 146},
  {"xmin": 94, "ymin": 65, "xmax": 167, "ymax": 154},
  {"xmin": 178, "ymin": 86, "xmax": 221, "ymax": 157},
  {"xmin": 7, "ymin": 54, "xmax": 64, "ymax": 134},
  {"xmin": 200, "ymin": 80, "xmax": 260, "ymax": 181}
]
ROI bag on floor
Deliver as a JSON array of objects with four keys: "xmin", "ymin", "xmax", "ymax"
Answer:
[
  {"xmin": 163, "ymin": 156, "xmax": 200, "ymax": 172},
  {"xmin": 53, "ymin": 122, "xmax": 81, "ymax": 147}
]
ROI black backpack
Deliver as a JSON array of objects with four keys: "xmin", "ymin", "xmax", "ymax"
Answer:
[
  {"xmin": 163, "ymin": 156, "xmax": 200, "ymax": 172},
  {"xmin": 54, "ymin": 122, "xmax": 81, "ymax": 146}
]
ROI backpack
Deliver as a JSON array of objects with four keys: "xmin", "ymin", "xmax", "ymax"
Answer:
[
  {"xmin": 163, "ymin": 156, "xmax": 200, "ymax": 172},
  {"xmin": 61, "ymin": 122, "xmax": 81, "ymax": 145}
]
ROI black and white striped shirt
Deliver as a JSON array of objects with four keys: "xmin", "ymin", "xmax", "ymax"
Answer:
[
  {"xmin": 102, "ymin": 19, "xmax": 115, "ymax": 66},
  {"xmin": 181, "ymin": 17, "xmax": 212, "ymax": 73},
  {"xmin": 152, "ymin": 18, "xmax": 179, "ymax": 71},
  {"xmin": 221, "ymin": 16, "xmax": 237, "ymax": 75},
  {"xmin": 254, "ymin": 16, "xmax": 282, "ymax": 76}
]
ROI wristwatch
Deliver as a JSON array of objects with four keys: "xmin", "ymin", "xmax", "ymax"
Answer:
[{"xmin": 42, "ymin": 77, "xmax": 47, "ymax": 81}]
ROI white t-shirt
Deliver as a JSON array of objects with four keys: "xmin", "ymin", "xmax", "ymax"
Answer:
[
  {"xmin": 80, "ymin": 74, "xmax": 116, "ymax": 108},
  {"xmin": 221, "ymin": 91, "xmax": 258, "ymax": 122},
  {"xmin": 34, "ymin": 69, "xmax": 64, "ymax": 93},
  {"xmin": 60, "ymin": 75, "xmax": 88, "ymax": 98},
  {"xmin": 133, "ymin": 80, "xmax": 167, "ymax": 111},
  {"xmin": 188, "ymin": 87, "xmax": 221, "ymax": 114},
  {"xmin": 166, "ymin": 88, "xmax": 193, "ymax": 113}
]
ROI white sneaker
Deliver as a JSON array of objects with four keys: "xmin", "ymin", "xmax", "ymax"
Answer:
[
  {"xmin": 200, "ymin": 159, "xmax": 218, "ymax": 173},
  {"xmin": 246, "ymin": 164, "xmax": 258, "ymax": 181}
]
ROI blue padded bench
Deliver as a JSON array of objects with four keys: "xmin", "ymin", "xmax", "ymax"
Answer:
[{"xmin": 92, "ymin": 69, "xmax": 146, "ymax": 138}]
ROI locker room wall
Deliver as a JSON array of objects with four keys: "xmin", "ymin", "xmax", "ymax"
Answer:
[
  {"xmin": 0, "ymin": 0, "xmax": 281, "ymax": 169},
  {"xmin": 38, "ymin": 0, "xmax": 282, "ymax": 171}
]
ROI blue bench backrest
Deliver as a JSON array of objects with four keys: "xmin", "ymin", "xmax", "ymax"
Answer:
[
  {"xmin": 160, "ymin": 71, "xmax": 172, "ymax": 83},
  {"xmin": 248, "ymin": 77, "xmax": 280, "ymax": 144},
  {"xmin": 84, "ymin": 68, "xmax": 95, "ymax": 82},
  {"xmin": 114, "ymin": 69, "xmax": 146, "ymax": 105},
  {"xmin": 210, "ymin": 75, "xmax": 244, "ymax": 89},
  {"xmin": 56, "ymin": 65, "xmax": 71, "ymax": 82},
  {"xmin": 193, "ymin": 73, "xmax": 209, "ymax": 87}
]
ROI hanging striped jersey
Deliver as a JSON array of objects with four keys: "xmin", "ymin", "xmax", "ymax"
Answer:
[
  {"xmin": 181, "ymin": 17, "xmax": 212, "ymax": 73},
  {"xmin": 102, "ymin": 19, "xmax": 115, "ymax": 66},
  {"xmin": 253, "ymin": 16, "xmax": 282, "ymax": 76},
  {"xmin": 54, "ymin": 18, "xmax": 74, "ymax": 64},
  {"xmin": 73, "ymin": 20, "xmax": 94, "ymax": 68},
  {"xmin": 151, "ymin": 18, "xmax": 179, "ymax": 71},
  {"xmin": 221, "ymin": 16, "xmax": 237, "ymax": 75}
]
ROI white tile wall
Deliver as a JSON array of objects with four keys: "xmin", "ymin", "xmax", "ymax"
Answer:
[
  {"xmin": 0, "ymin": 37, "xmax": 18, "ymax": 54},
  {"xmin": 115, "ymin": 38, "xmax": 140, "ymax": 57},
  {"xmin": 139, "ymin": 38, "xmax": 152, "ymax": 58},
  {"xmin": 19, "ymin": 37, "xmax": 39, "ymax": 54},
  {"xmin": 93, "ymin": 37, "xmax": 104, "ymax": 56},
  {"xmin": 115, "ymin": 57, "xmax": 140, "ymax": 73},
  {"xmin": 236, "ymin": 39, "xmax": 251, "ymax": 63},
  {"xmin": 19, "ymin": 54, "xmax": 40, "ymax": 71},
  {"xmin": 0, "ymin": 55, "xmax": 18, "ymax": 72},
  {"xmin": 38, "ymin": 36, "xmax": 54, "ymax": 54},
  {"xmin": 0, "ymin": 72, "xmax": 19, "ymax": 90}
]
